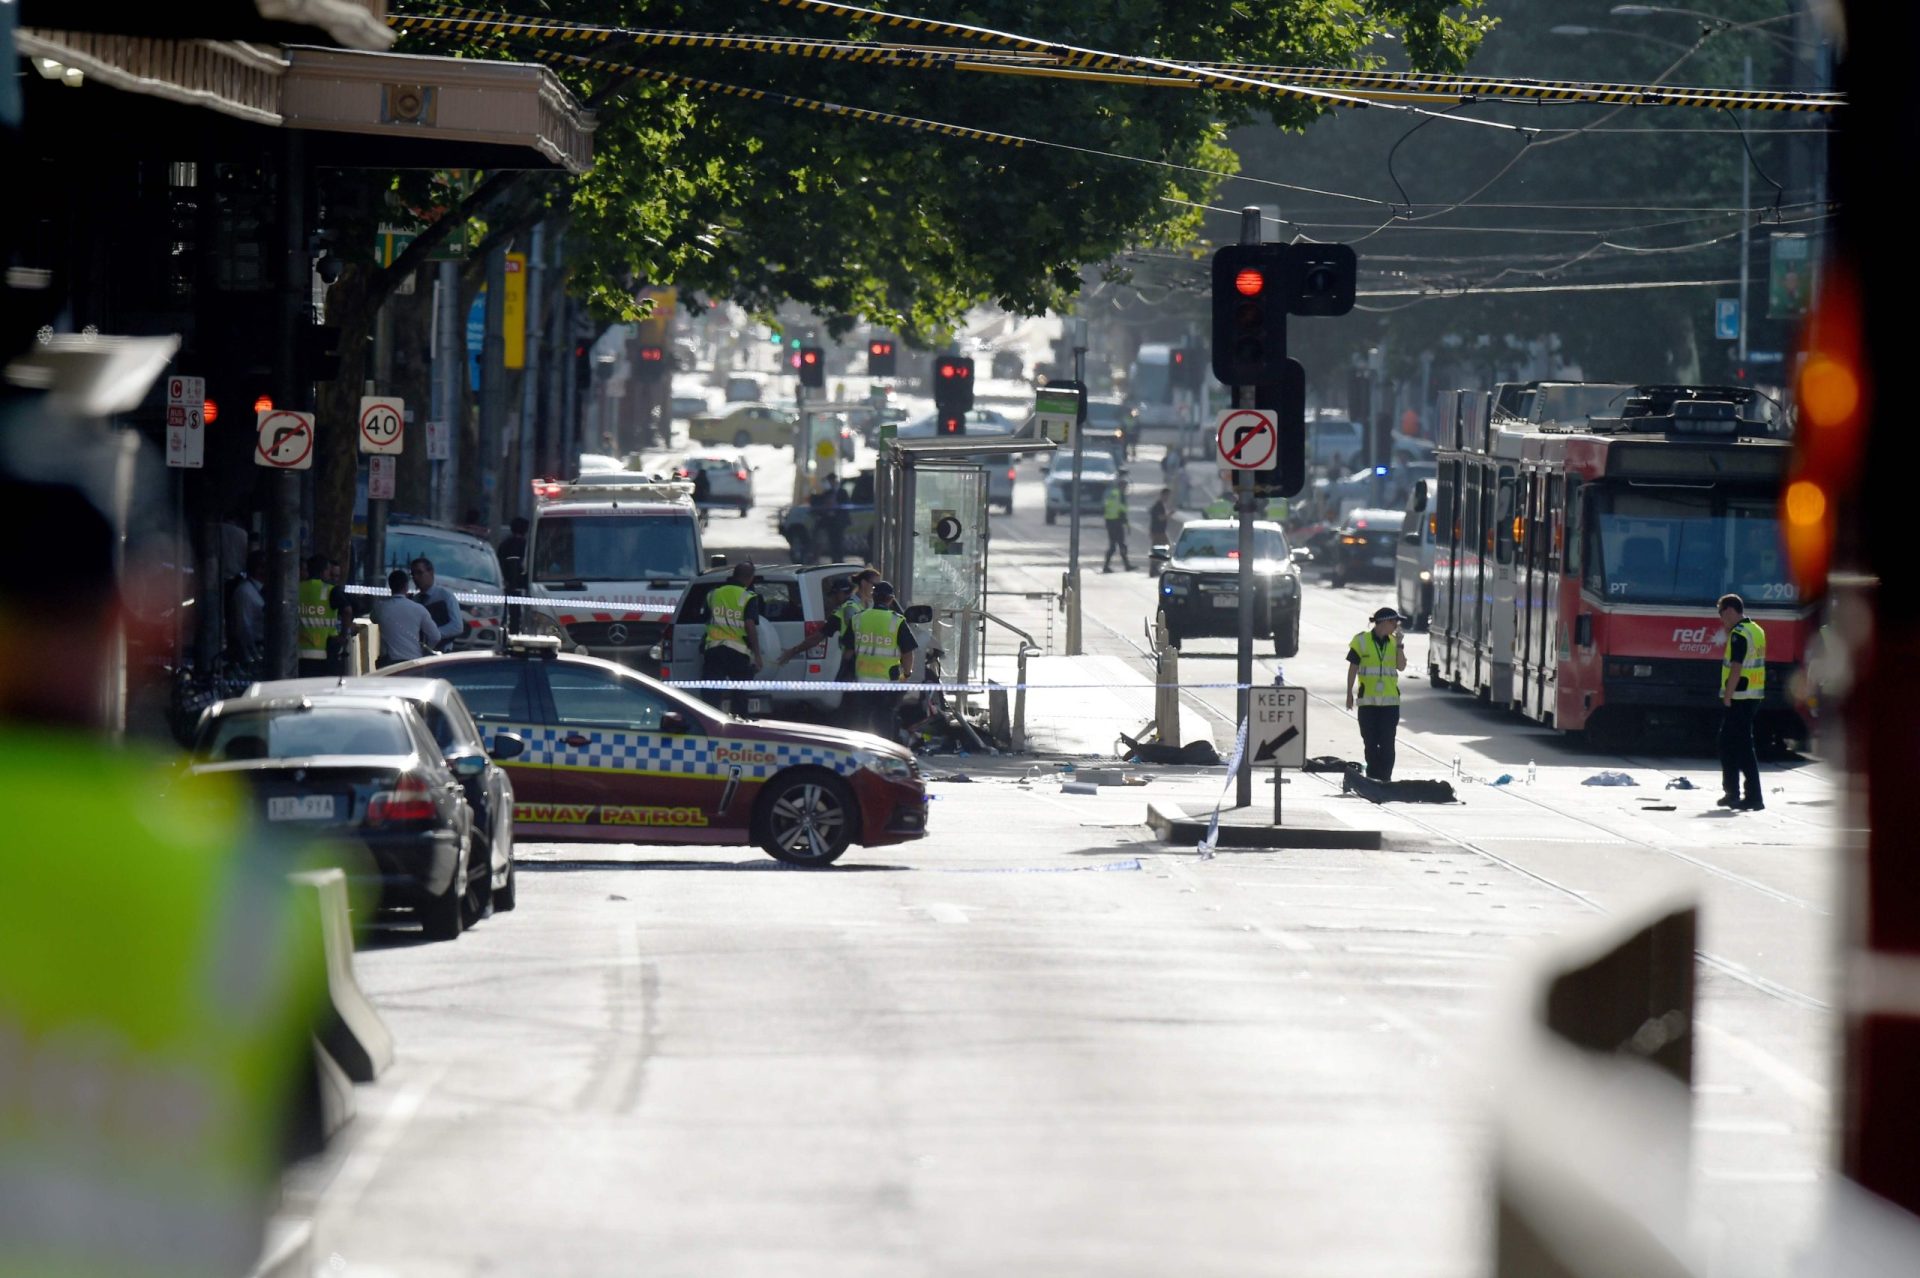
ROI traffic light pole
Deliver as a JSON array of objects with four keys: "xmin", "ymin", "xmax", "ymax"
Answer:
[
  {"xmin": 1065, "ymin": 326, "xmax": 1088, "ymax": 655},
  {"xmin": 1234, "ymin": 205, "xmax": 1261, "ymax": 809}
]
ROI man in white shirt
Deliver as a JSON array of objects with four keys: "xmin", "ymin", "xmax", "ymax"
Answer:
[
  {"xmin": 409, "ymin": 556, "xmax": 465, "ymax": 649},
  {"xmin": 373, "ymin": 569, "xmax": 441, "ymax": 666}
]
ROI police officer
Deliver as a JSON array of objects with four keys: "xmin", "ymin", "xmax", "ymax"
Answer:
[
  {"xmin": 1102, "ymin": 477, "xmax": 1133, "ymax": 573},
  {"xmin": 1, "ymin": 409, "xmax": 323, "ymax": 1277},
  {"xmin": 850, "ymin": 580, "xmax": 918, "ymax": 737},
  {"xmin": 774, "ymin": 574, "xmax": 854, "ymax": 671},
  {"xmin": 1717, "ymin": 592, "xmax": 1768, "ymax": 811},
  {"xmin": 1345, "ymin": 606, "xmax": 1408, "ymax": 782},
  {"xmin": 702, "ymin": 561, "xmax": 763, "ymax": 715},
  {"xmin": 296, "ymin": 553, "xmax": 337, "ymax": 676},
  {"xmin": 1203, "ymin": 470, "xmax": 1235, "ymax": 519}
]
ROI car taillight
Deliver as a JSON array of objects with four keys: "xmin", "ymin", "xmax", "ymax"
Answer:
[
  {"xmin": 1006, "ymin": 467, "xmax": 1016, "ymax": 480},
  {"xmin": 367, "ymin": 773, "xmax": 438, "ymax": 825},
  {"xmin": 735, "ymin": 469, "xmax": 748, "ymax": 481}
]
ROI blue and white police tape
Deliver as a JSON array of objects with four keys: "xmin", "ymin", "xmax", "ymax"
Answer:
[
  {"xmin": 1197, "ymin": 718, "xmax": 1250, "ymax": 861},
  {"xmin": 338, "ymin": 583, "xmax": 673, "ymax": 612},
  {"xmin": 665, "ymin": 678, "xmax": 1265, "ymax": 692}
]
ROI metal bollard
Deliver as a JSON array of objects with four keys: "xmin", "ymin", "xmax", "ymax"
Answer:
[{"xmin": 1153, "ymin": 613, "xmax": 1181, "ymax": 748}]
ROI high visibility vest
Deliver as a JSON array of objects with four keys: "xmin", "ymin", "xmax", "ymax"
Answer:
[
  {"xmin": 1103, "ymin": 487, "xmax": 1126, "ymax": 521},
  {"xmin": 1350, "ymin": 630, "xmax": 1402, "ymax": 706},
  {"xmin": 705, "ymin": 584, "xmax": 754, "ymax": 653},
  {"xmin": 1203, "ymin": 496, "xmax": 1233, "ymax": 519},
  {"xmin": 1264, "ymin": 498, "xmax": 1289, "ymax": 522},
  {"xmin": 0, "ymin": 729, "xmax": 323, "ymax": 1276},
  {"xmin": 836, "ymin": 597, "xmax": 868, "ymax": 634},
  {"xmin": 1723, "ymin": 618, "xmax": 1767, "ymax": 700},
  {"xmin": 854, "ymin": 607, "xmax": 905, "ymax": 682},
  {"xmin": 297, "ymin": 577, "xmax": 334, "ymax": 660}
]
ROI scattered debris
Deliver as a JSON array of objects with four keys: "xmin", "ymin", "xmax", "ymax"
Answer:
[
  {"xmin": 1665, "ymin": 777, "xmax": 1697, "ymax": 791},
  {"xmin": 1642, "ymin": 804, "xmax": 1678, "ymax": 812},
  {"xmin": 1582, "ymin": 771, "xmax": 1638, "ymax": 786},
  {"xmin": 1343, "ymin": 774, "xmax": 1460, "ymax": 804},
  {"xmin": 1304, "ymin": 755, "xmax": 1359, "ymax": 774},
  {"xmin": 1491, "ymin": 774, "xmax": 1514, "ymax": 786}
]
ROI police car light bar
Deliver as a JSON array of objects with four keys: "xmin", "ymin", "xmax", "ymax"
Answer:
[
  {"xmin": 533, "ymin": 476, "xmax": 695, "ymax": 503},
  {"xmin": 506, "ymin": 634, "xmax": 564, "ymax": 655}
]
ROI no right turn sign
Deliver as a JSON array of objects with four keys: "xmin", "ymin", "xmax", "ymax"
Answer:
[{"xmin": 1216, "ymin": 408, "xmax": 1279, "ymax": 471}]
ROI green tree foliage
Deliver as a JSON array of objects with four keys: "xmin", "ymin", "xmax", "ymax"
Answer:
[{"xmin": 395, "ymin": 0, "xmax": 1490, "ymax": 337}]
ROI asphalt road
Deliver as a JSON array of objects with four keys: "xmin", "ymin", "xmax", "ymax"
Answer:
[{"xmin": 286, "ymin": 443, "xmax": 1841, "ymax": 1277}]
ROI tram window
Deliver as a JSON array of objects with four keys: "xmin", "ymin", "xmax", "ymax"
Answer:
[
  {"xmin": 1565, "ymin": 479, "xmax": 1583, "ymax": 577},
  {"xmin": 1463, "ymin": 471, "xmax": 1482, "ymax": 557},
  {"xmin": 1495, "ymin": 470, "xmax": 1517, "ymax": 566},
  {"xmin": 1587, "ymin": 486, "xmax": 1794, "ymax": 604},
  {"xmin": 1544, "ymin": 477, "xmax": 1563, "ymax": 571},
  {"xmin": 1437, "ymin": 465, "xmax": 1457, "ymax": 544}
]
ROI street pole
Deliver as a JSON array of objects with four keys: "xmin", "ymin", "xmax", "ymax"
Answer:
[
  {"xmin": 1738, "ymin": 54, "xmax": 1752, "ymax": 367},
  {"xmin": 1066, "ymin": 319, "xmax": 1088, "ymax": 655},
  {"xmin": 1235, "ymin": 205, "xmax": 1261, "ymax": 809}
]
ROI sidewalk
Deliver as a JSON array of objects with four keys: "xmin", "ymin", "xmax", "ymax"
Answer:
[{"xmin": 977, "ymin": 653, "xmax": 1216, "ymax": 758}]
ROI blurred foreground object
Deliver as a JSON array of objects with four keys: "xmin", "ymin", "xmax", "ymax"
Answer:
[{"xmin": 0, "ymin": 394, "xmax": 322, "ymax": 1276}]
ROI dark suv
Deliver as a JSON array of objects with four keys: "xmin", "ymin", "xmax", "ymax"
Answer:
[
  {"xmin": 1329, "ymin": 508, "xmax": 1406, "ymax": 588},
  {"xmin": 1152, "ymin": 519, "xmax": 1304, "ymax": 657}
]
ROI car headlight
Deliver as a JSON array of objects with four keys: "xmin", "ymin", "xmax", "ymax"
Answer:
[
  {"xmin": 1419, "ymin": 570, "xmax": 1431, "ymax": 581},
  {"xmin": 1163, "ymin": 572, "xmax": 1188, "ymax": 591},
  {"xmin": 852, "ymin": 750, "xmax": 915, "ymax": 782}
]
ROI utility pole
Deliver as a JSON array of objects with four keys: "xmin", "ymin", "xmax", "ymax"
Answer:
[
  {"xmin": 265, "ymin": 129, "xmax": 306, "ymax": 681},
  {"xmin": 1738, "ymin": 54, "xmax": 1752, "ymax": 368},
  {"xmin": 1233, "ymin": 206, "xmax": 1261, "ymax": 809},
  {"xmin": 1065, "ymin": 316, "xmax": 1089, "ymax": 655},
  {"xmin": 480, "ymin": 244, "xmax": 507, "ymax": 527}
]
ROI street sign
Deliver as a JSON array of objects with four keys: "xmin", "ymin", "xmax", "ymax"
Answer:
[
  {"xmin": 814, "ymin": 439, "xmax": 837, "ymax": 462},
  {"xmin": 359, "ymin": 395, "xmax": 404, "ymax": 455},
  {"xmin": 1715, "ymin": 298, "xmax": 1740, "ymax": 341},
  {"xmin": 255, "ymin": 410, "xmax": 315, "ymax": 470},
  {"xmin": 425, "ymin": 418, "xmax": 450, "ymax": 461},
  {"xmin": 1252, "ymin": 685, "xmax": 1307, "ymax": 767},
  {"xmin": 1216, "ymin": 407, "xmax": 1279, "ymax": 471},
  {"xmin": 1033, "ymin": 382, "xmax": 1082, "ymax": 444},
  {"xmin": 165, "ymin": 374, "xmax": 205, "ymax": 469},
  {"xmin": 368, "ymin": 454, "xmax": 397, "ymax": 500},
  {"xmin": 503, "ymin": 252, "xmax": 527, "ymax": 369}
]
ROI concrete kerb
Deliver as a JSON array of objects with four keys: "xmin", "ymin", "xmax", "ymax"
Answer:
[
  {"xmin": 1145, "ymin": 799, "xmax": 1385, "ymax": 850},
  {"xmin": 290, "ymin": 869, "xmax": 395, "ymax": 1083}
]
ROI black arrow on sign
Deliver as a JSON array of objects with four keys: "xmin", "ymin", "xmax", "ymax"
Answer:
[{"xmin": 1255, "ymin": 724, "xmax": 1299, "ymax": 762}]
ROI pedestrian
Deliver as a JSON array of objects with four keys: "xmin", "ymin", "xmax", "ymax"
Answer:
[
  {"xmin": 851, "ymin": 579, "xmax": 918, "ymax": 737},
  {"xmin": 1345, "ymin": 606, "xmax": 1408, "ymax": 782},
  {"xmin": 1102, "ymin": 478, "xmax": 1132, "ymax": 572},
  {"xmin": 227, "ymin": 549, "xmax": 267, "ymax": 673},
  {"xmin": 1, "ymin": 412, "xmax": 323, "ymax": 1278},
  {"xmin": 496, "ymin": 516, "xmax": 530, "ymax": 631},
  {"xmin": 1717, "ymin": 593, "xmax": 1768, "ymax": 810},
  {"xmin": 372, "ymin": 569, "xmax": 441, "ymax": 667},
  {"xmin": 691, "ymin": 465, "xmax": 712, "ymax": 525},
  {"xmin": 1203, "ymin": 470, "xmax": 1234, "ymax": 519},
  {"xmin": 409, "ymin": 556, "xmax": 465, "ymax": 651},
  {"xmin": 1149, "ymin": 486, "xmax": 1176, "ymax": 546},
  {"xmin": 296, "ymin": 552, "xmax": 338, "ymax": 676},
  {"xmin": 701, "ymin": 561, "xmax": 763, "ymax": 716}
]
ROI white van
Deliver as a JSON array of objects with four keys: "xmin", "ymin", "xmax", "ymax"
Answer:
[{"xmin": 1395, "ymin": 477, "xmax": 1440, "ymax": 629}]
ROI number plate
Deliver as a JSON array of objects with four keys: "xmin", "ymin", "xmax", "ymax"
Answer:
[
  {"xmin": 268, "ymin": 794, "xmax": 336, "ymax": 821},
  {"xmin": 1212, "ymin": 596, "xmax": 1237, "ymax": 608},
  {"xmin": 1373, "ymin": 555, "xmax": 1394, "ymax": 567}
]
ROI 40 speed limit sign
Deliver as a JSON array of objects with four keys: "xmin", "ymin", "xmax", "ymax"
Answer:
[{"xmin": 359, "ymin": 396, "xmax": 405, "ymax": 456}]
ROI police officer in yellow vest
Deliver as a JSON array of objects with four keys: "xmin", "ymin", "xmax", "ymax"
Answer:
[
  {"xmin": 851, "ymin": 580, "xmax": 918, "ymax": 737},
  {"xmin": 297, "ymin": 553, "xmax": 337, "ymax": 676},
  {"xmin": 1345, "ymin": 606, "xmax": 1409, "ymax": 781},
  {"xmin": 1101, "ymin": 478, "xmax": 1132, "ymax": 573},
  {"xmin": 702, "ymin": 561, "xmax": 764, "ymax": 716},
  {"xmin": 0, "ymin": 423, "xmax": 323, "ymax": 1277},
  {"xmin": 1203, "ymin": 471, "xmax": 1235, "ymax": 520},
  {"xmin": 1716, "ymin": 593, "xmax": 1768, "ymax": 811}
]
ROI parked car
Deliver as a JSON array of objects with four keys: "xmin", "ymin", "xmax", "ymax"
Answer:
[
  {"xmin": 389, "ymin": 639, "xmax": 929, "ymax": 866},
  {"xmin": 660, "ymin": 562, "xmax": 909, "ymax": 717},
  {"xmin": 779, "ymin": 471, "xmax": 876, "ymax": 563},
  {"xmin": 190, "ymin": 692, "xmax": 493, "ymax": 939},
  {"xmin": 1395, "ymin": 478, "xmax": 1439, "ymax": 629},
  {"xmin": 1043, "ymin": 450, "xmax": 1123, "ymax": 525},
  {"xmin": 689, "ymin": 403, "xmax": 796, "ymax": 449},
  {"xmin": 675, "ymin": 452, "xmax": 755, "ymax": 516},
  {"xmin": 1151, "ymin": 519, "xmax": 1304, "ymax": 656},
  {"xmin": 1330, "ymin": 508, "xmax": 1406, "ymax": 588},
  {"xmin": 356, "ymin": 517, "xmax": 507, "ymax": 650},
  {"xmin": 249, "ymin": 675, "xmax": 523, "ymax": 913},
  {"xmin": 1085, "ymin": 397, "xmax": 1137, "ymax": 457}
]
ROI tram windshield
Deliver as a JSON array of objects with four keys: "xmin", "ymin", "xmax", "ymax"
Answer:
[{"xmin": 1586, "ymin": 486, "xmax": 1798, "ymax": 606}]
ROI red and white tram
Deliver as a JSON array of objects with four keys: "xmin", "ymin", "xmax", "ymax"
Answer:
[{"xmin": 1428, "ymin": 382, "xmax": 1814, "ymax": 748}]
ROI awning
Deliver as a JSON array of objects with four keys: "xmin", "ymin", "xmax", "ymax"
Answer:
[
  {"xmin": 16, "ymin": 0, "xmax": 395, "ymax": 51},
  {"xmin": 281, "ymin": 46, "xmax": 595, "ymax": 174}
]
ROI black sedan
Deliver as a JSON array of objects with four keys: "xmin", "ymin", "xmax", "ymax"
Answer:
[
  {"xmin": 192, "ymin": 692, "xmax": 492, "ymax": 940},
  {"xmin": 253, "ymin": 676, "xmax": 525, "ymax": 914},
  {"xmin": 1329, "ymin": 508, "xmax": 1406, "ymax": 588},
  {"xmin": 1152, "ymin": 519, "xmax": 1304, "ymax": 657}
]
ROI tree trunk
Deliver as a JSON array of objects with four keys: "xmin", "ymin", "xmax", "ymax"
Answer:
[{"xmin": 317, "ymin": 265, "xmax": 375, "ymax": 576}]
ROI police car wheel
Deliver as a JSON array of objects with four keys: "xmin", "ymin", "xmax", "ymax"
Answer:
[{"xmin": 756, "ymin": 770, "xmax": 855, "ymax": 866}]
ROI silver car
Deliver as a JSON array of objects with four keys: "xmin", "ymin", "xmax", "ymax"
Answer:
[{"xmin": 677, "ymin": 452, "xmax": 755, "ymax": 516}]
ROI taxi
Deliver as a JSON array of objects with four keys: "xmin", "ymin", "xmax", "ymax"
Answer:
[{"xmin": 383, "ymin": 637, "xmax": 926, "ymax": 865}]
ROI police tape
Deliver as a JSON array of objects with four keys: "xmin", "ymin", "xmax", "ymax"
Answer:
[
  {"xmin": 338, "ymin": 582, "xmax": 673, "ymax": 613},
  {"xmin": 665, "ymin": 678, "xmax": 1261, "ymax": 692},
  {"xmin": 1197, "ymin": 717, "xmax": 1250, "ymax": 861}
]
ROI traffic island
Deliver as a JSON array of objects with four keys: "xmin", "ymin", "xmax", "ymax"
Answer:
[{"xmin": 1145, "ymin": 799, "xmax": 1384, "ymax": 850}]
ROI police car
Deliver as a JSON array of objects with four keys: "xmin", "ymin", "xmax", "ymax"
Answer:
[{"xmin": 387, "ymin": 637, "xmax": 927, "ymax": 866}]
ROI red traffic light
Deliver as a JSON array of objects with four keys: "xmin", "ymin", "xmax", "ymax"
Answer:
[
  {"xmin": 1172, "ymin": 349, "xmax": 1185, "ymax": 365},
  {"xmin": 253, "ymin": 395, "xmax": 274, "ymax": 414},
  {"xmin": 939, "ymin": 413, "xmax": 964, "ymax": 435},
  {"xmin": 203, "ymin": 399, "xmax": 219, "ymax": 424},
  {"xmin": 802, "ymin": 350, "xmax": 819, "ymax": 366},
  {"xmin": 869, "ymin": 340, "xmax": 893, "ymax": 356},
  {"xmin": 1235, "ymin": 268, "xmax": 1266, "ymax": 297},
  {"xmin": 638, "ymin": 346, "xmax": 665, "ymax": 362}
]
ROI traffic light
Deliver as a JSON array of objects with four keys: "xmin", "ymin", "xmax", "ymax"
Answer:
[
  {"xmin": 573, "ymin": 343, "xmax": 593, "ymax": 395},
  {"xmin": 636, "ymin": 344, "xmax": 667, "ymax": 378},
  {"xmin": 1348, "ymin": 369, "xmax": 1373, "ymax": 426},
  {"xmin": 933, "ymin": 355, "xmax": 975, "ymax": 413},
  {"xmin": 1170, "ymin": 346, "xmax": 1198, "ymax": 390},
  {"xmin": 1210, "ymin": 244, "xmax": 1289, "ymax": 385},
  {"xmin": 1283, "ymin": 243, "xmax": 1357, "ymax": 316},
  {"xmin": 1254, "ymin": 358, "xmax": 1307, "ymax": 499},
  {"xmin": 867, "ymin": 338, "xmax": 896, "ymax": 378},
  {"xmin": 938, "ymin": 412, "xmax": 966, "ymax": 436},
  {"xmin": 797, "ymin": 345, "xmax": 825, "ymax": 389},
  {"xmin": 786, "ymin": 335, "xmax": 803, "ymax": 371}
]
